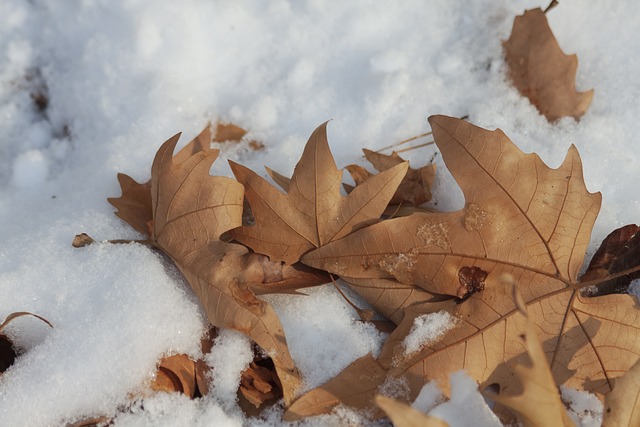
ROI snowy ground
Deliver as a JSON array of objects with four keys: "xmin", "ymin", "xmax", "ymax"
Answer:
[{"xmin": 1, "ymin": 1, "xmax": 639, "ymax": 425}]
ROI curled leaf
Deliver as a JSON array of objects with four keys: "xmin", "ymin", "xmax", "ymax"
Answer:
[{"xmin": 503, "ymin": 8, "xmax": 593, "ymax": 121}]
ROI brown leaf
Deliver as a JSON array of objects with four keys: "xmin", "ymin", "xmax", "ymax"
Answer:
[
  {"xmin": 580, "ymin": 224, "xmax": 640, "ymax": 295},
  {"xmin": 0, "ymin": 334, "xmax": 16, "ymax": 375},
  {"xmin": 489, "ymin": 284, "xmax": 576, "ymax": 427},
  {"xmin": 239, "ymin": 361, "xmax": 282, "ymax": 407},
  {"xmin": 229, "ymin": 122, "xmax": 408, "ymax": 264},
  {"xmin": 108, "ymin": 130, "xmax": 302, "ymax": 404},
  {"xmin": 503, "ymin": 8, "xmax": 593, "ymax": 121},
  {"xmin": 283, "ymin": 353, "xmax": 387, "ymax": 421},
  {"xmin": 213, "ymin": 122, "xmax": 247, "ymax": 143},
  {"xmin": 375, "ymin": 395, "xmax": 449, "ymax": 427},
  {"xmin": 346, "ymin": 149, "xmax": 436, "ymax": 206},
  {"xmin": 302, "ymin": 116, "xmax": 640, "ymax": 407},
  {"xmin": 602, "ymin": 358, "xmax": 640, "ymax": 427},
  {"xmin": 150, "ymin": 354, "xmax": 197, "ymax": 397}
]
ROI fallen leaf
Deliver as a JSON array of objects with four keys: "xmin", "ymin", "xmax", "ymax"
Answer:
[
  {"xmin": 580, "ymin": 224, "xmax": 640, "ymax": 295},
  {"xmin": 151, "ymin": 354, "xmax": 197, "ymax": 397},
  {"xmin": 229, "ymin": 122, "xmax": 408, "ymax": 264},
  {"xmin": 0, "ymin": 311, "xmax": 53, "ymax": 377},
  {"xmin": 503, "ymin": 8, "xmax": 593, "ymax": 121},
  {"xmin": 602, "ymin": 358, "xmax": 640, "ymax": 427},
  {"xmin": 302, "ymin": 116, "xmax": 640, "ymax": 409},
  {"xmin": 375, "ymin": 395, "xmax": 449, "ymax": 427},
  {"xmin": 213, "ymin": 122, "xmax": 247, "ymax": 142},
  {"xmin": 346, "ymin": 149, "xmax": 436, "ymax": 206},
  {"xmin": 240, "ymin": 360, "xmax": 282, "ymax": 407},
  {"xmin": 284, "ymin": 353, "xmax": 387, "ymax": 421},
  {"xmin": 489, "ymin": 282, "xmax": 576, "ymax": 427},
  {"xmin": 108, "ymin": 130, "xmax": 302, "ymax": 404}
]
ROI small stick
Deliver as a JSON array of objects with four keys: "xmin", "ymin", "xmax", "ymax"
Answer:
[
  {"xmin": 544, "ymin": 0, "xmax": 559, "ymax": 13},
  {"xmin": 72, "ymin": 233, "xmax": 154, "ymax": 248},
  {"xmin": 394, "ymin": 140, "xmax": 436, "ymax": 154},
  {"xmin": 374, "ymin": 131, "xmax": 433, "ymax": 153}
]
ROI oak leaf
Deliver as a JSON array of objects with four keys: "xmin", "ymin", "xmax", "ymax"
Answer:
[
  {"xmin": 107, "ymin": 129, "xmax": 304, "ymax": 404},
  {"xmin": 300, "ymin": 116, "xmax": 640, "ymax": 411},
  {"xmin": 229, "ymin": 122, "xmax": 408, "ymax": 264},
  {"xmin": 503, "ymin": 8, "xmax": 593, "ymax": 122},
  {"xmin": 345, "ymin": 149, "xmax": 436, "ymax": 206}
]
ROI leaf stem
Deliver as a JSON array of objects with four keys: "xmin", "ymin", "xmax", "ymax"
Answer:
[
  {"xmin": 572, "ymin": 264, "xmax": 640, "ymax": 291},
  {"xmin": 72, "ymin": 233, "xmax": 154, "ymax": 248}
]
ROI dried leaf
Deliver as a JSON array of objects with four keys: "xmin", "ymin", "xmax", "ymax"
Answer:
[
  {"xmin": 375, "ymin": 395, "xmax": 449, "ymax": 427},
  {"xmin": 150, "ymin": 354, "xmax": 197, "ymax": 397},
  {"xmin": 213, "ymin": 122, "xmax": 247, "ymax": 143},
  {"xmin": 229, "ymin": 122, "xmax": 408, "ymax": 264},
  {"xmin": 602, "ymin": 358, "xmax": 640, "ymax": 427},
  {"xmin": 503, "ymin": 8, "xmax": 593, "ymax": 121},
  {"xmin": 284, "ymin": 353, "xmax": 387, "ymax": 421},
  {"xmin": 345, "ymin": 149, "xmax": 436, "ymax": 206},
  {"xmin": 580, "ymin": 224, "xmax": 640, "ymax": 295},
  {"xmin": 489, "ymin": 284, "xmax": 576, "ymax": 427},
  {"xmin": 240, "ymin": 361, "xmax": 282, "ymax": 407},
  {"xmin": 109, "ymin": 130, "xmax": 302, "ymax": 404},
  {"xmin": 302, "ymin": 116, "xmax": 640, "ymax": 407},
  {"xmin": 0, "ymin": 311, "xmax": 53, "ymax": 333}
]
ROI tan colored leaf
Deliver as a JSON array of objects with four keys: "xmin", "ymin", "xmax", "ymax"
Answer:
[
  {"xmin": 229, "ymin": 122, "xmax": 408, "ymax": 264},
  {"xmin": 603, "ymin": 357, "xmax": 640, "ymax": 427},
  {"xmin": 283, "ymin": 353, "xmax": 387, "ymax": 421},
  {"xmin": 0, "ymin": 311, "xmax": 53, "ymax": 333},
  {"xmin": 346, "ymin": 149, "xmax": 436, "ymax": 206},
  {"xmin": 150, "ymin": 354, "xmax": 197, "ymax": 397},
  {"xmin": 240, "ymin": 361, "xmax": 282, "ymax": 407},
  {"xmin": 303, "ymin": 116, "xmax": 640, "ymax": 405},
  {"xmin": 108, "ymin": 131, "xmax": 302, "ymax": 404},
  {"xmin": 375, "ymin": 395, "xmax": 449, "ymax": 427},
  {"xmin": 213, "ymin": 122, "xmax": 247, "ymax": 143},
  {"xmin": 489, "ymin": 284, "xmax": 576, "ymax": 427},
  {"xmin": 503, "ymin": 8, "xmax": 593, "ymax": 121}
]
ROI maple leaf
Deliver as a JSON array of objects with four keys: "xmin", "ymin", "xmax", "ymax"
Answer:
[
  {"xmin": 107, "ymin": 128, "xmax": 305, "ymax": 404},
  {"xmin": 228, "ymin": 122, "xmax": 409, "ymax": 264},
  {"xmin": 299, "ymin": 115, "xmax": 640, "ymax": 412},
  {"xmin": 345, "ymin": 149, "xmax": 436, "ymax": 206},
  {"xmin": 503, "ymin": 8, "xmax": 594, "ymax": 122}
]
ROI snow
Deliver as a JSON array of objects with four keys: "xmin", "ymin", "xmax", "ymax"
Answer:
[
  {"xmin": 0, "ymin": 0, "xmax": 638, "ymax": 425},
  {"xmin": 402, "ymin": 311, "xmax": 456, "ymax": 356}
]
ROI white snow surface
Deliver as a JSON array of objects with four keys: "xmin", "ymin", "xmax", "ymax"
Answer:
[
  {"xmin": 0, "ymin": 0, "xmax": 638, "ymax": 425},
  {"xmin": 402, "ymin": 311, "xmax": 456, "ymax": 356}
]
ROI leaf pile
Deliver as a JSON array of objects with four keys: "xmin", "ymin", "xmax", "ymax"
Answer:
[{"xmin": 62, "ymin": 5, "xmax": 640, "ymax": 426}]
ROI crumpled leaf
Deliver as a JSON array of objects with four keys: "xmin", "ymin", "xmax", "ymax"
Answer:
[
  {"xmin": 489, "ymin": 283, "xmax": 576, "ymax": 427},
  {"xmin": 503, "ymin": 8, "xmax": 593, "ymax": 122},
  {"xmin": 108, "ymin": 129, "xmax": 302, "ymax": 404},
  {"xmin": 602, "ymin": 357, "xmax": 640, "ymax": 427},
  {"xmin": 229, "ymin": 122, "xmax": 408, "ymax": 264},
  {"xmin": 0, "ymin": 311, "xmax": 53, "ymax": 377},
  {"xmin": 580, "ymin": 224, "xmax": 640, "ymax": 296},
  {"xmin": 151, "ymin": 354, "xmax": 197, "ymax": 397},
  {"xmin": 375, "ymin": 395, "xmax": 449, "ymax": 427},
  {"xmin": 301, "ymin": 115, "xmax": 640, "ymax": 411},
  {"xmin": 346, "ymin": 149, "xmax": 436, "ymax": 206},
  {"xmin": 240, "ymin": 360, "xmax": 282, "ymax": 408}
]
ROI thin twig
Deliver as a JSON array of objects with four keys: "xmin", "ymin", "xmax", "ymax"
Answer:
[
  {"xmin": 544, "ymin": 0, "xmax": 559, "ymax": 13},
  {"xmin": 394, "ymin": 140, "xmax": 436, "ymax": 154},
  {"xmin": 374, "ymin": 131, "xmax": 433, "ymax": 153}
]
